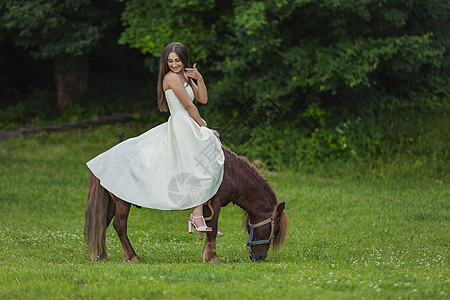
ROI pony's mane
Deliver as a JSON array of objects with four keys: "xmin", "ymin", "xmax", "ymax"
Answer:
[
  {"xmin": 223, "ymin": 147, "xmax": 278, "ymax": 204},
  {"xmin": 223, "ymin": 147, "xmax": 288, "ymax": 251},
  {"xmin": 274, "ymin": 211, "xmax": 288, "ymax": 251}
]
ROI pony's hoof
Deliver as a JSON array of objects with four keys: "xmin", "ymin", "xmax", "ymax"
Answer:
[
  {"xmin": 123, "ymin": 255, "xmax": 141, "ymax": 262},
  {"xmin": 94, "ymin": 254, "xmax": 110, "ymax": 261},
  {"xmin": 209, "ymin": 257, "xmax": 221, "ymax": 263},
  {"xmin": 100, "ymin": 255, "xmax": 110, "ymax": 261},
  {"xmin": 203, "ymin": 256, "xmax": 221, "ymax": 263}
]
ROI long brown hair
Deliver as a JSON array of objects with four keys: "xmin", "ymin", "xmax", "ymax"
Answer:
[{"xmin": 157, "ymin": 42, "xmax": 191, "ymax": 112}]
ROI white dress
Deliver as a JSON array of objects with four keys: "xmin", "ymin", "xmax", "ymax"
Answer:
[{"xmin": 86, "ymin": 82, "xmax": 224, "ymax": 210}]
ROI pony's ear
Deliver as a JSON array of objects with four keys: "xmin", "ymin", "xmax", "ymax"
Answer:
[{"xmin": 276, "ymin": 202, "xmax": 285, "ymax": 218}]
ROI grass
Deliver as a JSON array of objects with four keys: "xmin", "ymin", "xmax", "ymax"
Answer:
[{"xmin": 0, "ymin": 123, "xmax": 448, "ymax": 299}]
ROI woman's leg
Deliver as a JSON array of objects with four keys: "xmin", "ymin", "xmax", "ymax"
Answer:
[
  {"xmin": 192, "ymin": 205, "xmax": 203, "ymax": 217},
  {"xmin": 189, "ymin": 204, "xmax": 212, "ymax": 232}
]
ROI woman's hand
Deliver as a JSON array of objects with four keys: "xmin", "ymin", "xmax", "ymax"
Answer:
[
  {"xmin": 185, "ymin": 63, "xmax": 203, "ymax": 81},
  {"xmin": 186, "ymin": 63, "xmax": 208, "ymax": 103},
  {"xmin": 211, "ymin": 129, "xmax": 220, "ymax": 138}
]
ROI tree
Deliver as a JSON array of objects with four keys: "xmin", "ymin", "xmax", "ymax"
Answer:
[
  {"xmin": 1, "ymin": 0, "xmax": 121, "ymax": 110},
  {"xmin": 120, "ymin": 0, "xmax": 449, "ymax": 118}
]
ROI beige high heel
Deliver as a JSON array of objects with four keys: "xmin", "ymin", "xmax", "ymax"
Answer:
[{"xmin": 188, "ymin": 214, "xmax": 212, "ymax": 233}]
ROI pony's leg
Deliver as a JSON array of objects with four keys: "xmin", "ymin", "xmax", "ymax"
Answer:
[
  {"xmin": 99, "ymin": 197, "xmax": 116, "ymax": 261},
  {"xmin": 201, "ymin": 206, "xmax": 221, "ymax": 263},
  {"xmin": 110, "ymin": 194, "xmax": 140, "ymax": 261},
  {"xmin": 106, "ymin": 197, "xmax": 116, "ymax": 227}
]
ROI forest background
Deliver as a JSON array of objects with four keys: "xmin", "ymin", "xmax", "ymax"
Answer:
[{"xmin": 0, "ymin": 0, "xmax": 448, "ymax": 173}]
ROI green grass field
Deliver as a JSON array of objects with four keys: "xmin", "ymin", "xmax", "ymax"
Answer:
[{"xmin": 0, "ymin": 123, "xmax": 448, "ymax": 299}]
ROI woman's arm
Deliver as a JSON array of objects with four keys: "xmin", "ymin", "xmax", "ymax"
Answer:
[
  {"xmin": 164, "ymin": 73, "xmax": 207, "ymax": 127},
  {"xmin": 185, "ymin": 63, "xmax": 208, "ymax": 104}
]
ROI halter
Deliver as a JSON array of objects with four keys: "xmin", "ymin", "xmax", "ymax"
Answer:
[{"xmin": 246, "ymin": 210, "xmax": 276, "ymax": 261}]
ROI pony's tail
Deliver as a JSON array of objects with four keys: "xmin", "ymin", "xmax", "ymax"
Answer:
[{"xmin": 84, "ymin": 171, "xmax": 111, "ymax": 259}]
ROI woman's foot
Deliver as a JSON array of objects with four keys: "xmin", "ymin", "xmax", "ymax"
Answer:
[{"xmin": 188, "ymin": 214, "xmax": 212, "ymax": 233}]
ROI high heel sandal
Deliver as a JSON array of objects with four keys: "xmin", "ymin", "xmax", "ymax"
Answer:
[{"xmin": 188, "ymin": 214, "xmax": 212, "ymax": 233}]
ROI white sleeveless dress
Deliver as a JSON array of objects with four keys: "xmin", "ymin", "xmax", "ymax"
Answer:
[{"xmin": 86, "ymin": 82, "xmax": 224, "ymax": 210}]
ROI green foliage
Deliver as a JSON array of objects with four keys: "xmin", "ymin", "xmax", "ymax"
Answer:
[
  {"xmin": 220, "ymin": 103, "xmax": 447, "ymax": 173},
  {"xmin": 0, "ymin": 0, "xmax": 120, "ymax": 58},
  {"xmin": 119, "ymin": 0, "xmax": 217, "ymax": 61},
  {"xmin": 120, "ymin": 0, "xmax": 449, "ymax": 109},
  {"xmin": 0, "ymin": 88, "xmax": 57, "ymax": 129},
  {"xmin": 0, "ymin": 102, "xmax": 25, "ymax": 130}
]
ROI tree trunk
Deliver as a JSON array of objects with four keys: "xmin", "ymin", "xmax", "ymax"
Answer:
[{"xmin": 54, "ymin": 55, "xmax": 89, "ymax": 110}]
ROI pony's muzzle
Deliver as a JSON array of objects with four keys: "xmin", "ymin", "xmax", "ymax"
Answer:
[
  {"xmin": 247, "ymin": 246, "xmax": 268, "ymax": 262},
  {"xmin": 249, "ymin": 251, "xmax": 267, "ymax": 261}
]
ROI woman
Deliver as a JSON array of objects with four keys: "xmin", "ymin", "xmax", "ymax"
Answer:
[{"xmin": 87, "ymin": 42, "xmax": 224, "ymax": 233}]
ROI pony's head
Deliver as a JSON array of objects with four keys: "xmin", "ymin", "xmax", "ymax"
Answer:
[
  {"xmin": 244, "ymin": 202, "xmax": 288, "ymax": 261},
  {"xmin": 223, "ymin": 147, "xmax": 288, "ymax": 262}
]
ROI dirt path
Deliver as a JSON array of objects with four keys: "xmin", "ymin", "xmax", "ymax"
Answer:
[{"xmin": 0, "ymin": 112, "xmax": 147, "ymax": 140}]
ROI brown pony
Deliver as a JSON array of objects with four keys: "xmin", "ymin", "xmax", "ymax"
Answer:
[{"xmin": 84, "ymin": 147, "xmax": 288, "ymax": 262}]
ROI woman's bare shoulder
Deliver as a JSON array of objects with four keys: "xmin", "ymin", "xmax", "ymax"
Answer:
[{"xmin": 164, "ymin": 72, "xmax": 183, "ymax": 89}]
